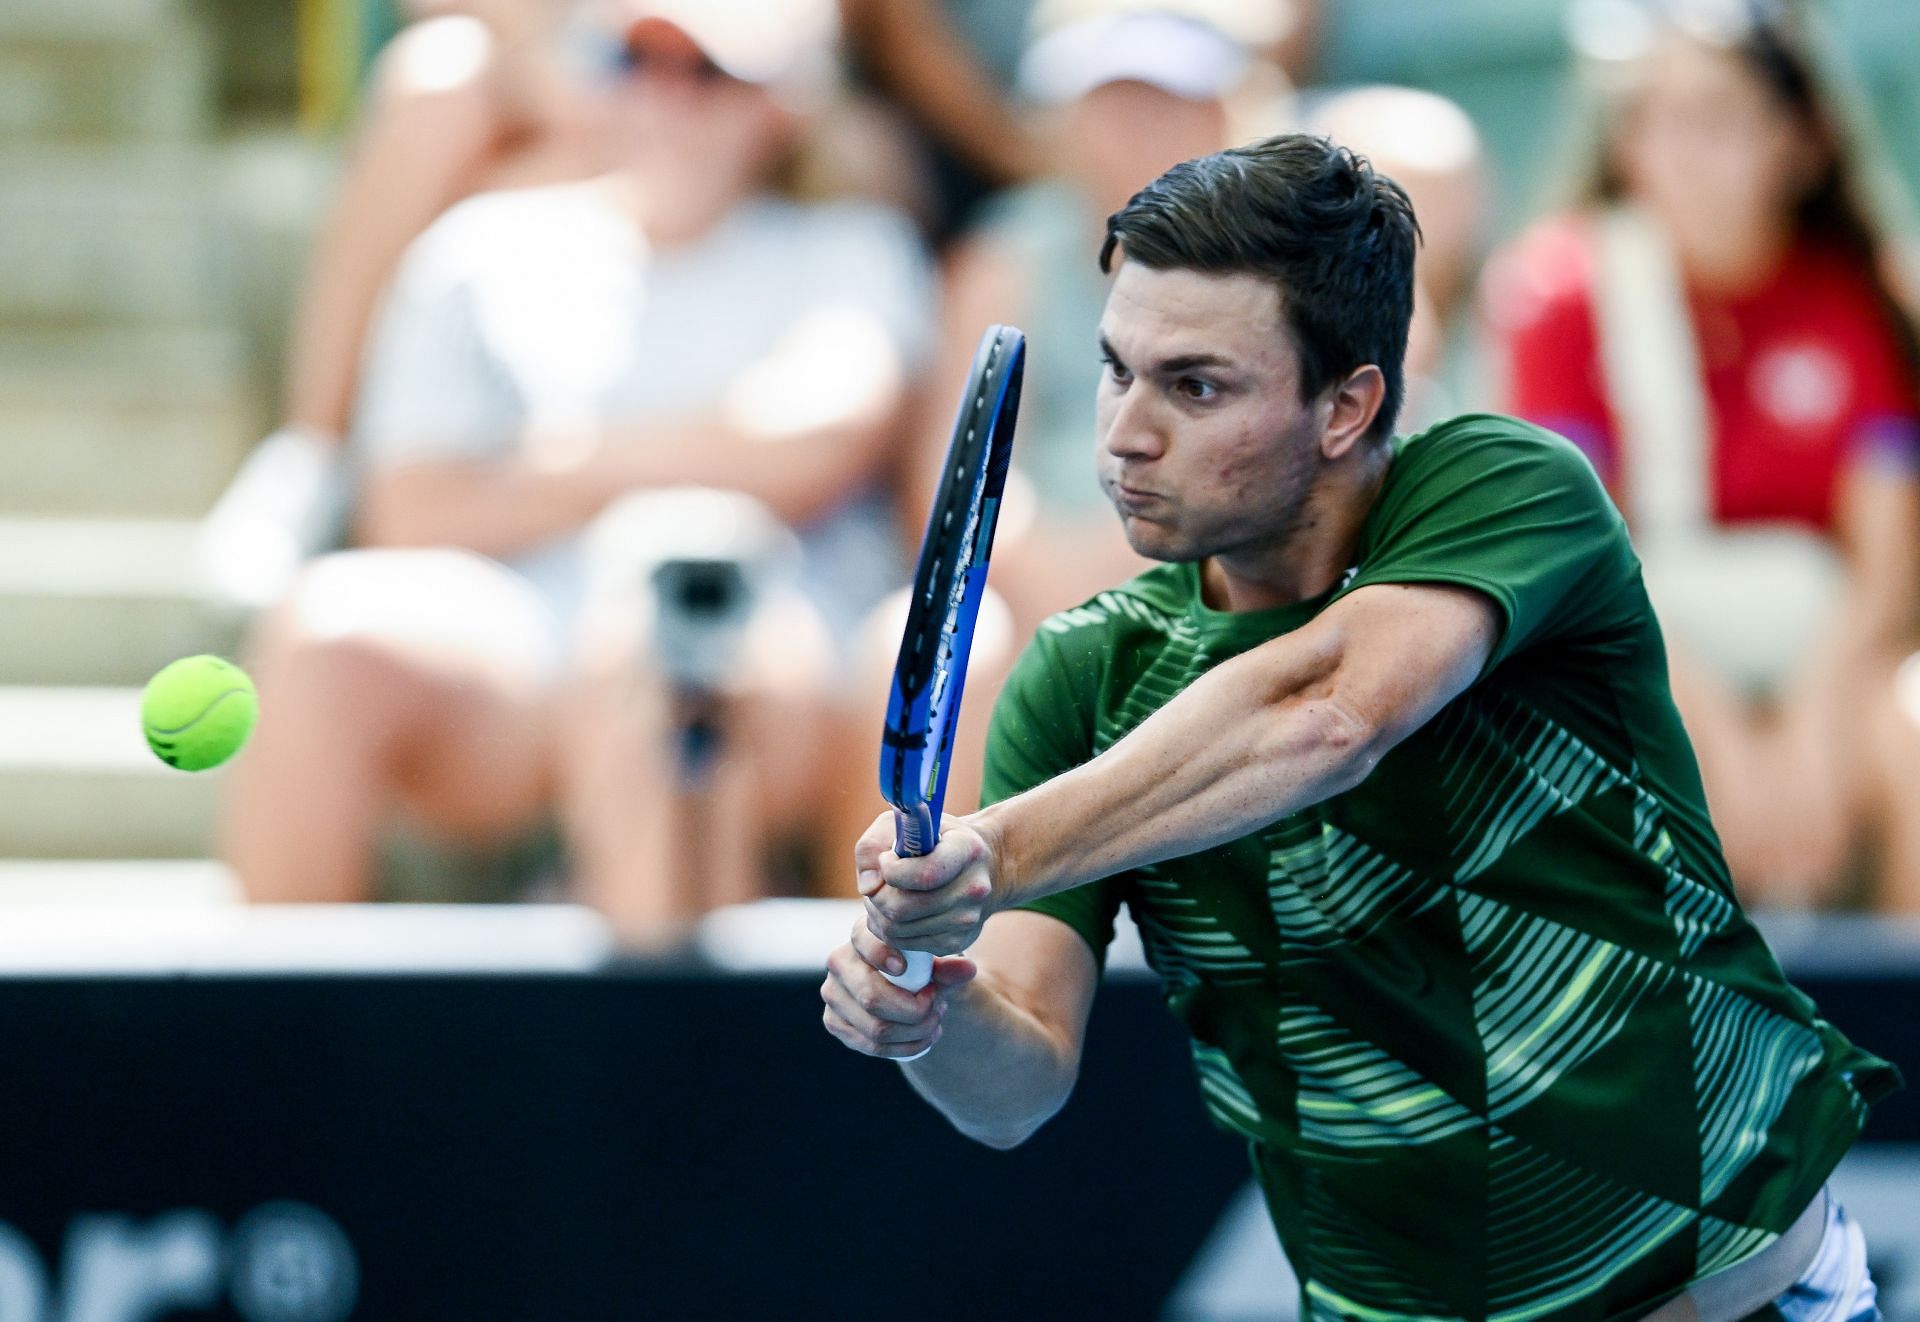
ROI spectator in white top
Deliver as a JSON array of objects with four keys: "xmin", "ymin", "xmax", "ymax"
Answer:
[{"xmin": 222, "ymin": 0, "xmax": 934, "ymax": 946}]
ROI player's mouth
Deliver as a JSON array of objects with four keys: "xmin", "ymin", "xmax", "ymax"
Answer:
[{"xmin": 1111, "ymin": 484, "xmax": 1164, "ymax": 510}]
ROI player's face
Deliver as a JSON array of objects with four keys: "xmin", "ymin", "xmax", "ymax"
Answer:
[{"xmin": 1094, "ymin": 261, "xmax": 1330, "ymax": 568}]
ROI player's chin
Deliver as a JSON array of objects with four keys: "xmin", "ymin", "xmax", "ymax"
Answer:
[{"xmin": 1116, "ymin": 516, "xmax": 1194, "ymax": 563}]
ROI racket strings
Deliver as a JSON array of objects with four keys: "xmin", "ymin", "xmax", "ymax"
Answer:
[
  {"xmin": 900, "ymin": 335, "xmax": 1005, "ymax": 689},
  {"xmin": 883, "ymin": 326, "xmax": 1021, "ymax": 813}
]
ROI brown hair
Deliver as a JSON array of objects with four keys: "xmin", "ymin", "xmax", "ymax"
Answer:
[{"xmin": 1103, "ymin": 133, "xmax": 1423, "ymax": 440}]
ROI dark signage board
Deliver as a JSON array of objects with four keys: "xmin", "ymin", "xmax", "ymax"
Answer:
[{"xmin": 0, "ymin": 966, "xmax": 1909, "ymax": 1320}]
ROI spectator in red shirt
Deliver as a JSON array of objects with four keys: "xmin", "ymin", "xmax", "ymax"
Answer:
[{"xmin": 1484, "ymin": 0, "xmax": 1920, "ymax": 911}]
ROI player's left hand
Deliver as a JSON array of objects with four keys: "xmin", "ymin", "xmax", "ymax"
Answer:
[{"xmin": 855, "ymin": 811, "xmax": 999, "ymax": 955}]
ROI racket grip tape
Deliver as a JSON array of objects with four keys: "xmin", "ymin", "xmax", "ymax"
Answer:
[{"xmin": 883, "ymin": 806, "xmax": 938, "ymax": 1005}]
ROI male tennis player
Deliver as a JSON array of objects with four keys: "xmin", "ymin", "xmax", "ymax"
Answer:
[{"xmin": 822, "ymin": 134, "xmax": 1901, "ymax": 1320}]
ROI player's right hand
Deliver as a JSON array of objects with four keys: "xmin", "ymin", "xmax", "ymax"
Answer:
[{"xmin": 821, "ymin": 918, "xmax": 976, "ymax": 1060}]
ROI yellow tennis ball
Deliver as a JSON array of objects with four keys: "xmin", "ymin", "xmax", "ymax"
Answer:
[{"xmin": 141, "ymin": 655, "xmax": 259, "ymax": 771}]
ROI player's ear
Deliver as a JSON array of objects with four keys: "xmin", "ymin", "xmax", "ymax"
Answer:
[{"xmin": 1318, "ymin": 365, "xmax": 1386, "ymax": 461}]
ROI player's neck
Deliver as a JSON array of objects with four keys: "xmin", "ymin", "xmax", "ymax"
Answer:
[{"xmin": 1201, "ymin": 443, "xmax": 1392, "ymax": 613}]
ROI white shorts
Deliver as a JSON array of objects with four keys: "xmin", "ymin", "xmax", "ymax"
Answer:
[
  {"xmin": 1665, "ymin": 1187, "xmax": 1879, "ymax": 1322},
  {"xmin": 1766, "ymin": 1190, "xmax": 1879, "ymax": 1321}
]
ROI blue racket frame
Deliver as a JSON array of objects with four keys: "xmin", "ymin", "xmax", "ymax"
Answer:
[{"xmin": 880, "ymin": 325, "xmax": 1026, "ymax": 861}]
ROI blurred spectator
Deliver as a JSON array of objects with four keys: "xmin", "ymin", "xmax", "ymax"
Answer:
[
  {"xmin": 822, "ymin": 7, "xmax": 1262, "ymax": 866},
  {"xmin": 825, "ymin": 0, "xmax": 1320, "ymax": 244},
  {"xmin": 825, "ymin": 0, "xmax": 1044, "ymax": 241},
  {"xmin": 202, "ymin": 0, "xmax": 1051, "ymax": 611},
  {"xmin": 200, "ymin": 0, "xmax": 602, "ymax": 609},
  {"xmin": 1029, "ymin": 0, "xmax": 1321, "ymax": 87},
  {"xmin": 1307, "ymin": 85, "xmax": 1490, "ymax": 428},
  {"xmin": 1484, "ymin": 0, "xmax": 1920, "ymax": 910},
  {"xmin": 222, "ymin": 0, "xmax": 933, "ymax": 946},
  {"xmin": 287, "ymin": 0, "xmax": 601, "ymax": 440}
]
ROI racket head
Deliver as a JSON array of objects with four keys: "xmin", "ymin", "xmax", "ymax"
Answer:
[{"xmin": 880, "ymin": 324, "xmax": 1025, "ymax": 857}]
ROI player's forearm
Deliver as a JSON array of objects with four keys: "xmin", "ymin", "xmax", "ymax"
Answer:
[
  {"xmin": 977, "ymin": 642, "xmax": 1383, "ymax": 906},
  {"xmin": 901, "ymin": 971, "xmax": 1080, "ymax": 1148}
]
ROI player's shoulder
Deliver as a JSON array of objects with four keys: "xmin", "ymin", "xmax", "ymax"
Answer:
[
  {"xmin": 1371, "ymin": 413, "xmax": 1620, "ymax": 550},
  {"xmin": 1394, "ymin": 412, "xmax": 1608, "ymax": 491}
]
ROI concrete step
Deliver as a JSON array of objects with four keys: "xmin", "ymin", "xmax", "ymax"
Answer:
[
  {"xmin": 0, "ymin": 858, "xmax": 239, "ymax": 908},
  {"xmin": 0, "ymin": 0, "xmax": 213, "ymax": 143},
  {"xmin": 0, "ymin": 328, "xmax": 261, "ymax": 516},
  {"xmin": 2, "ymin": 0, "xmax": 194, "ymax": 39},
  {"xmin": 0, "ymin": 903, "xmax": 617, "ymax": 975},
  {"xmin": 0, "ymin": 519, "xmax": 242, "ymax": 685},
  {"xmin": 0, "ymin": 686, "xmax": 225, "ymax": 858},
  {"xmin": 0, "ymin": 146, "xmax": 238, "ymax": 327}
]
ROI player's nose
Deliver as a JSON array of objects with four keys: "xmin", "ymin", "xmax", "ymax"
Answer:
[{"xmin": 1099, "ymin": 386, "xmax": 1167, "ymax": 461}]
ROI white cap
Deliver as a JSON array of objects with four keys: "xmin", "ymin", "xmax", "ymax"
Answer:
[
  {"xmin": 1018, "ymin": 10, "xmax": 1250, "ymax": 106},
  {"xmin": 625, "ymin": 0, "xmax": 837, "ymax": 101}
]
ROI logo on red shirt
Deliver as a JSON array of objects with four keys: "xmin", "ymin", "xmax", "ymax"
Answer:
[{"xmin": 1750, "ymin": 342, "xmax": 1851, "ymax": 436}]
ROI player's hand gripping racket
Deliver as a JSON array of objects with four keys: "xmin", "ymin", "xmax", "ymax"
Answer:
[{"xmin": 878, "ymin": 325, "xmax": 1025, "ymax": 1001}]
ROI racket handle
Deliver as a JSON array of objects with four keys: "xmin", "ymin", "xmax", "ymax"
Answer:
[
  {"xmin": 892, "ymin": 803, "xmax": 937, "ymax": 858},
  {"xmin": 882, "ymin": 806, "xmax": 937, "ymax": 1026},
  {"xmin": 884, "ymin": 949, "xmax": 935, "ymax": 992},
  {"xmin": 887, "ymin": 809, "xmax": 940, "ymax": 997},
  {"xmin": 885, "ymin": 948, "xmax": 936, "ymax": 1060}
]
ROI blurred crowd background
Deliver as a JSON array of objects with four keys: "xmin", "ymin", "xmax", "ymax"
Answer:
[{"xmin": 5, "ymin": 0, "xmax": 1920, "ymax": 948}]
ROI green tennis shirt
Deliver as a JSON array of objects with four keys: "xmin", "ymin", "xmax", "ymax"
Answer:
[{"xmin": 983, "ymin": 414, "xmax": 1899, "ymax": 1322}]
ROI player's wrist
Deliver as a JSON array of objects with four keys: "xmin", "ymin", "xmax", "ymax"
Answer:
[{"xmin": 967, "ymin": 806, "xmax": 1021, "ymax": 914}]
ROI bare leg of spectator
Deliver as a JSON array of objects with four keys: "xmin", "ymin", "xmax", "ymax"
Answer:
[
  {"xmin": 1863, "ymin": 652, "xmax": 1920, "ymax": 913},
  {"xmin": 818, "ymin": 599, "xmax": 908, "ymax": 899},
  {"xmin": 555, "ymin": 645, "xmax": 686, "ymax": 946},
  {"xmin": 222, "ymin": 550, "xmax": 558, "ymax": 903},
  {"xmin": 1665, "ymin": 647, "xmax": 1781, "ymax": 905},
  {"xmin": 1755, "ymin": 639, "xmax": 1861, "ymax": 906},
  {"xmin": 559, "ymin": 590, "xmax": 835, "ymax": 942}
]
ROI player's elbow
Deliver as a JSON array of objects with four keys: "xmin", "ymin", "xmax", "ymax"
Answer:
[
  {"xmin": 958, "ymin": 1120, "xmax": 1043, "ymax": 1151},
  {"xmin": 952, "ymin": 1094, "xmax": 1063, "ymax": 1150},
  {"xmin": 1281, "ymin": 693, "xmax": 1386, "ymax": 794},
  {"xmin": 942, "ymin": 1058, "xmax": 1079, "ymax": 1151}
]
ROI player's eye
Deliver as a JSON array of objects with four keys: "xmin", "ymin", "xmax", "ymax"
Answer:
[
  {"xmin": 1100, "ymin": 353, "xmax": 1132, "ymax": 386},
  {"xmin": 1176, "ymin": 376, "xmax": 1217, "ymax": 402}
]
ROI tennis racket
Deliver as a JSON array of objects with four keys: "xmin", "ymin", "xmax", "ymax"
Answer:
[{"xmin": 878, "ymin": 324, "xmax": 1026, "ymax": 996}]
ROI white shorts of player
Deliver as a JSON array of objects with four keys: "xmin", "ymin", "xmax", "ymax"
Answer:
[
  {"xmin": 1666, "ymin": 1187, "xmax": 1878, "ymax": 1322},
  {"xmin": 1769, "ymin": 1191, "xmax": 1879, "ymax": 1322}
]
